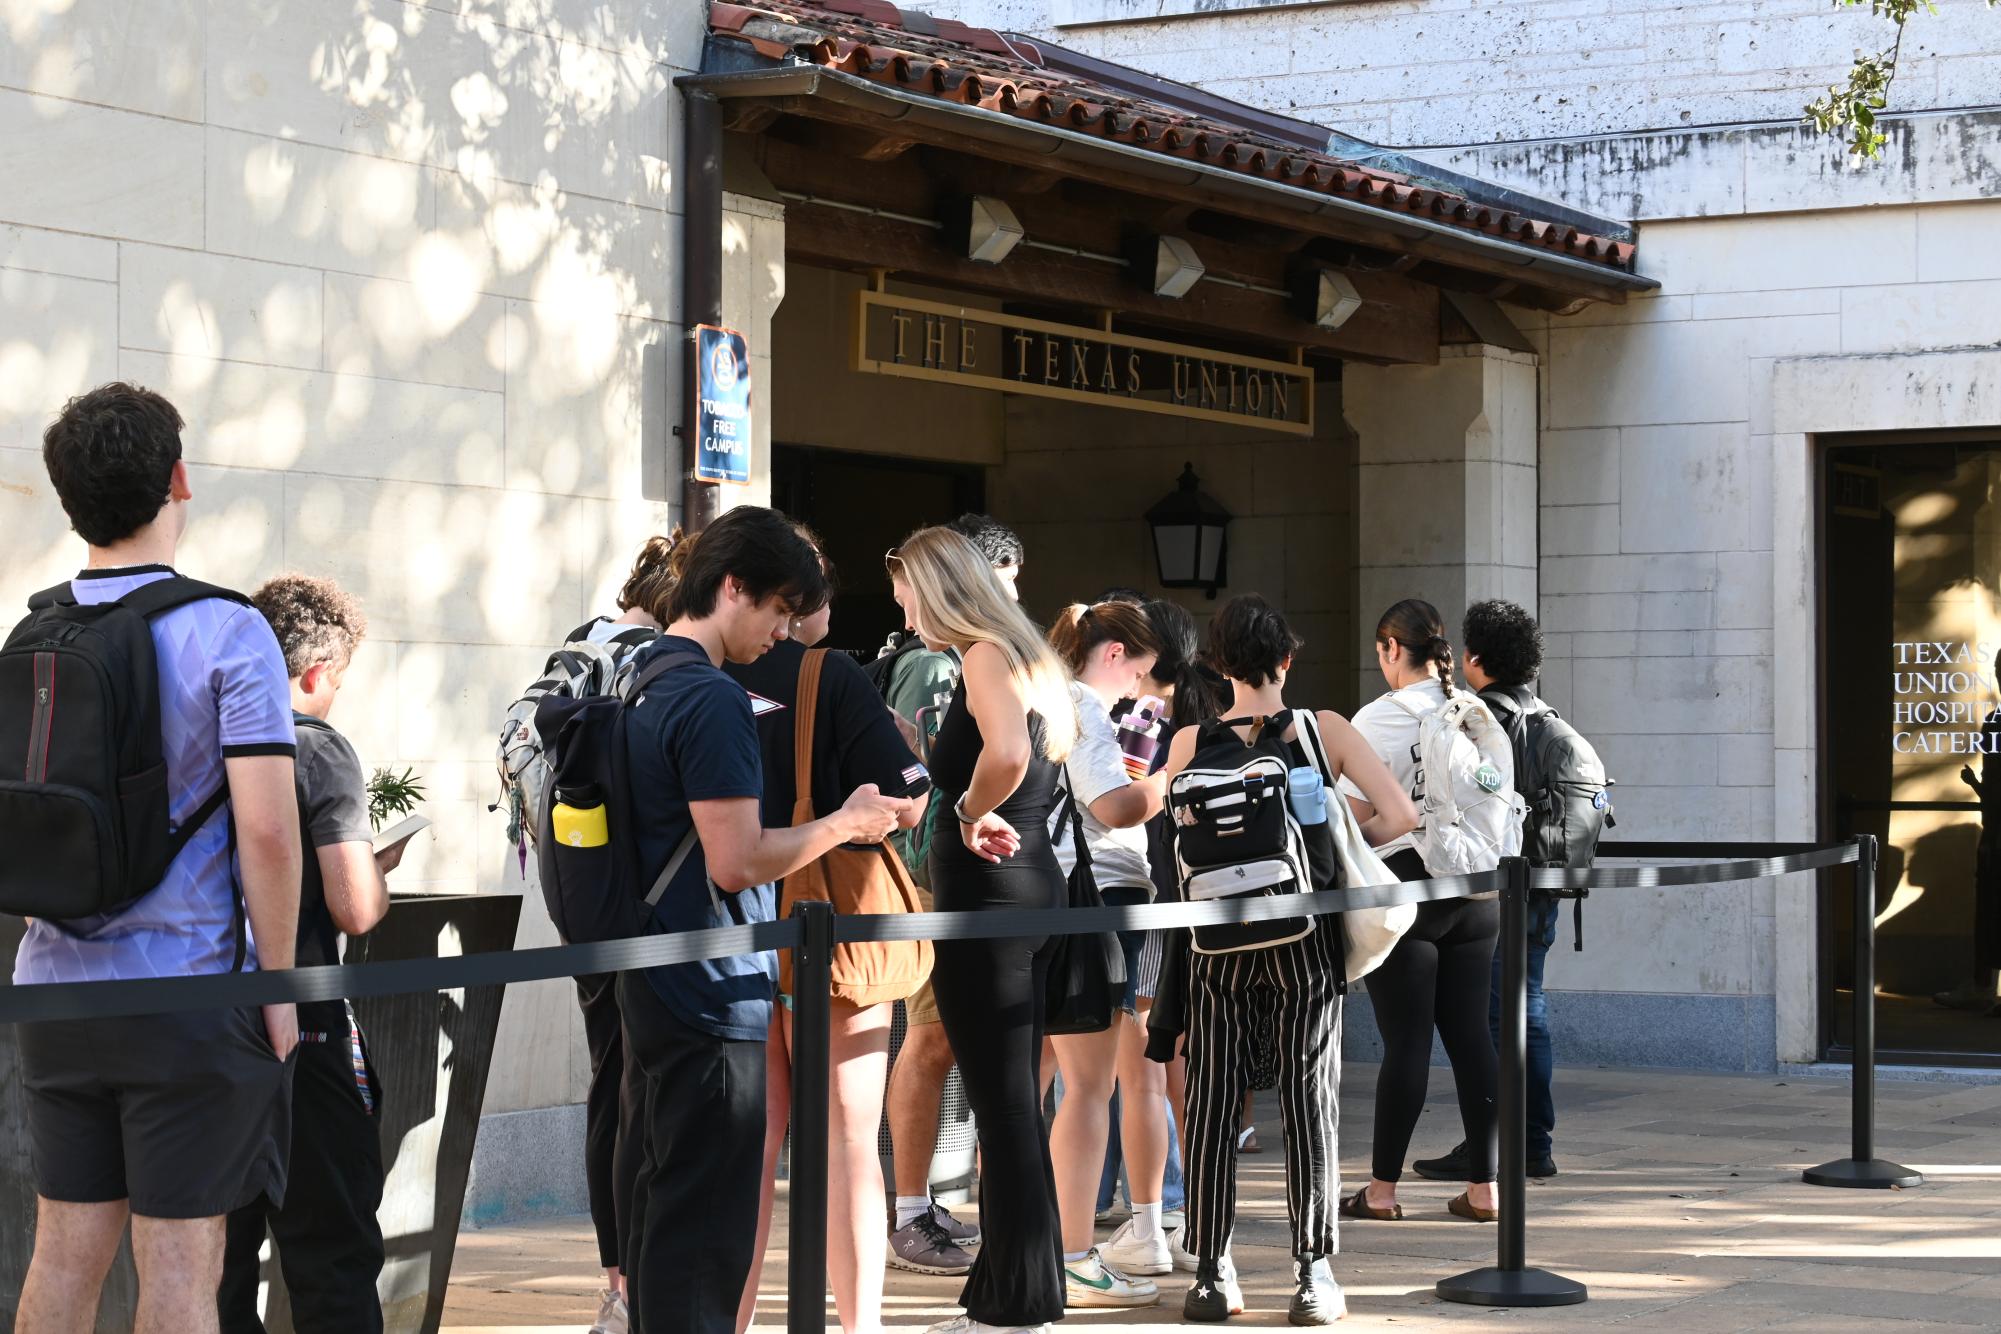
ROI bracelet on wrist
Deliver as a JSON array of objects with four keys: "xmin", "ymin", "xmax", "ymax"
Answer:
[{"xmin": 954, "ymin": 795, "xmax": 983, "ymax": 826}]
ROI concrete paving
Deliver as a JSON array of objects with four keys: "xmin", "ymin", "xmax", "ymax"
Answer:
[{"xmin": 442, "ymin": 1062, "xmax": 2001, "ymax": 1332}]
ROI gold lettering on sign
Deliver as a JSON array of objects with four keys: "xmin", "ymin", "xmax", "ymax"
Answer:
[{"xmin": 852, "ymin": 292, "xmax": 1313, "ymax": 437}]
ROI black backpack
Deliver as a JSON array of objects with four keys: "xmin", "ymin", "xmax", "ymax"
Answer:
[
  {"xmin": 533, "ymin": 645, "xmax": 710, "ymax": 945},
  {"xmin": 863, "ymin": 631, "xmax": 924, "ymax": 699},
  {"xmin": 1486, "ymin": 686, "xmax": 1614, "ymax": 948},
  {"xmin": 0, "ymin": 576, "xmax": 252, "ymax": 922},
  {"xmin": 1166, "ymin": 711, "xmax": 1337, "ymax": 955}
]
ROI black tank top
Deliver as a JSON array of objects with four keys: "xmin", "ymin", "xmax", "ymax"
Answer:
[{"xmin": 927, "ymin": 679, "xmax": 1065, "ymax": 912}]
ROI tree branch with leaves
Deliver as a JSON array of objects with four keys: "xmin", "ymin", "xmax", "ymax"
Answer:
[{"xmin": 1805, "ymin": 0, "xmax": 1997, "ymax": 157}]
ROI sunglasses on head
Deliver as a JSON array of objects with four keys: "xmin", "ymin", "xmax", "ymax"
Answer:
[{"xmin": 884, "ymin": 547, "xmax": 905, "ymax": 576}]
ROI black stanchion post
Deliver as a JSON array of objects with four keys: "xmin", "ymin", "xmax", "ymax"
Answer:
[
  {"xmin": 788, "ymin": 901, "xmax": 834, "ymax": 1333},
  {"xmin": 1805, "ymin": 835, "xmax": 1922, "ymax": 1189},
  {"xmin": 1438, "ymin": 857, "xmax": 1587, "ymax": 1308}
]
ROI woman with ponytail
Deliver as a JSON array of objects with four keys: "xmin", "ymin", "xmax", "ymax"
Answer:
[
  {"xmin": 1340, "ymin": 599, "xmax": 1502, "ymax": 1226},
  {"xmin": 889, "ymin": 527, "xmax": 1076, "ymax": 1334},
  {"xmin": 1041, "ymin": 601, "xmax": 1168, "ymax": 1309}
]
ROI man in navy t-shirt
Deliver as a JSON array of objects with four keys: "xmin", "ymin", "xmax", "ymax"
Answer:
[
  {"xmin": 616, "ymin": 506, "xmax": 911, "ymax": 1334},
  {"xmin": 13, "ymin": 383, "xmax": 304, "ymax": 1331}
]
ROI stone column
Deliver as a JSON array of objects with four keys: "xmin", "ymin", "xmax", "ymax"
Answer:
[{"xmin": 1343, "ymin": 344, "xmax": 1539, "ymax": 700}]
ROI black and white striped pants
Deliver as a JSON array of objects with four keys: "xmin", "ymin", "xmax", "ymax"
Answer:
[{"xmin": 1181, "ymin": 922, "xmax": 1344, "ymax": 1262}]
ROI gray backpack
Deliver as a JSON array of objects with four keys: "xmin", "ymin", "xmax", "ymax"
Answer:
[{"xmin": 1486, "ymin": 687, "xmax": 1614, "ymax": 949}]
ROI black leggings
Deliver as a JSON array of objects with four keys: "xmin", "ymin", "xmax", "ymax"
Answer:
[
  {"xmin": 931, "ymin": 929, "xmax": 1064, "ymax": 1326},
  {"xmin": 1364, "ymin": 850, "xmax": 1501, "ymax": 1184}
]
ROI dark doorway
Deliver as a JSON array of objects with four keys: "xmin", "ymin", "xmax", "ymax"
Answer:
[
  {"xmin": 771, "ymin": 443, "xmax": 985, "ymax": 659},
  {"xmin": 1822, "ymin": 438, "xmax": 2001, "ymax": 1066}
]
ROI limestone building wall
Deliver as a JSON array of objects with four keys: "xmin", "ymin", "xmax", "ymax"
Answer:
[{"xmin": 0, "ymin": 0, "xmax": 706, "ymax": 1128}]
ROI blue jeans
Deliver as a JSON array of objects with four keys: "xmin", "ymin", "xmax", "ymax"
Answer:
[
  {"xmin": 1097, "ymin": 1087, "xmax": 1187, "ymax": 1213},
  {"xmin": 1488, "ymin": 897, "xmax": 1558, "ymax": 1159}
]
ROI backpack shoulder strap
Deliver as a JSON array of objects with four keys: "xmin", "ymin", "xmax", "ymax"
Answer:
[
  {"xmin": 26, "ymin": 582, "xmax": 76, "ymax": 611},
  {"xmin": 1292, "ymin": 708, "xmax": 1335, "ymax": 784},
  {"xmin": 643, "ymin": 828, "xmax": 701, "ymax": 907},
  {"xmin": 793, "ymin": 649, "xmax": 828, "ymax": 817},
  {"xmin": 117, "ymin": 577, "xmax": 253, "ymax": 620},
  {"xmin": 628, "ymin": 647, "xmax": 711, "ymax": 700}
]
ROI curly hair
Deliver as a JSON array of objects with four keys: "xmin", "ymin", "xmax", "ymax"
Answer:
[
  {"xmin": 253, "ymin": 574, "xmax": 369, "ymax": 679},
  {"xmin": 1461, "ymin": 599, "xmax": 1543, "ymax": 688},
  {"xmin": 43, "ymin": 382, "xmax": 184, "ymax": 546},
  {"xmin": 947, "ymin": 512, "xmax": 1024, "ymax": 571}
]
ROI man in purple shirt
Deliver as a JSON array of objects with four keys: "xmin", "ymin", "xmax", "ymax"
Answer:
[{"xmin": 12, "ymin": 383, "xmax": 304, "ymax": 1334}]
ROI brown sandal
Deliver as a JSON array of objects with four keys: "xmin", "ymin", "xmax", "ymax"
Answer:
[
  {"xmin": 1339, "ymin": 1187, "xmax": 1403, "ymax": 1221},
  {"xmin": 1448, "ymin": 1192, "xmax": 1498, "ymax": 1222}
]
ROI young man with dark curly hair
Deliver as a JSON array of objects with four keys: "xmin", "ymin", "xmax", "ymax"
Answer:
[
  {"xmin": 1415, "ymin": 599, "xmax": 1564, "ymax": 1182},
  {"xmin": 218, "ymin": 573, "xmax": 394, "ymax": 1333}
]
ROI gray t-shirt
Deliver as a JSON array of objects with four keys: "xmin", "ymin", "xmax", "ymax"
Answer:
[{"xmin": 293, "ymin": 714, "xmax": 374, "ymax": 974}]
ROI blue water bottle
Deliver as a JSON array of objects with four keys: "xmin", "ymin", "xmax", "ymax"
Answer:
[{"xmin": 1287, "ymin": 766, "xmax": 1328, "ymax": 825}]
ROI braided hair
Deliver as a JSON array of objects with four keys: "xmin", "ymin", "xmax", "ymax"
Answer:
[{"xmin": 1375, "ymin": 598, "xmax": 1457, "ymax": 697}]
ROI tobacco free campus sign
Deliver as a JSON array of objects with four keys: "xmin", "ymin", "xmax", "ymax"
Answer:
[
  {"xmin": 695, "ymin": 324, "xmax": 752, "ymax": 486},
  {"xmin": 852, "ymin": 291, "xmax": 1314, "ymax": 436}
]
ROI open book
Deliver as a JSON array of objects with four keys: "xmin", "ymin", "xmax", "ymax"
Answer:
[{"xmin": 373, "ymin": 813, "xmax": 431, "ymax": 855}]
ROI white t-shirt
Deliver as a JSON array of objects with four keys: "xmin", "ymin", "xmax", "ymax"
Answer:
[
  {"xmin": 1336, "ymin": 676, "xmax": 1449, "ymax": 858},
  {"xmin": 1050, "ymin": 681, "xmax": 1153, "ymax": 893}
]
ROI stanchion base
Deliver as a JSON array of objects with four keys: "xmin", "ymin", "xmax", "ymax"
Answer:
[
  {"xmin": 1803, "ymin": 1157, "xmax": 1923, "ymax": 1189},
  {"xmin": 1436, "ymin": 1266, "xmax": 1589, "ymax": 1307}
]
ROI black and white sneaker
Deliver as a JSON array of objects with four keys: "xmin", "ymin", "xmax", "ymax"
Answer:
[
  {"xmin": 1183, "ymin": 1257, "xmax": 1244, "ymax": 1322},
  {"xmin": 1288, "ymin": 1254, "xmax": 1346, "ymax": 1326}
]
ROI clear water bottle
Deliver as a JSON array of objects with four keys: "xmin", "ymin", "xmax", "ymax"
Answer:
[
  {"xmin": 1287, "ymin": 766, "xmax": 1329, "ymax": 825},
  {"xmin": 1118, "ymin": 695, "xmax": 1167, "ymax": 778}
]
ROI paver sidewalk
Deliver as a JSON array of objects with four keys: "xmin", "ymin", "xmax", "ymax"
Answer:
[{"xmin": 443, "ymin": 1062, "xmax": 2001, "ymax": 1331}]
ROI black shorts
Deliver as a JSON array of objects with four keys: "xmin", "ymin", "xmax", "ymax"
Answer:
[{"xmin": 21, "ymin": 1005, "xmax": 296, "ymax": 1219}]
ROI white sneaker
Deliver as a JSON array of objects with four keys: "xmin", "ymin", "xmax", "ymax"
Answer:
[
  {"xmin": 924, "ymin": 1319, "xmax": 1051, "ymax": 1334},
  {"xmin": 1168, "ymin": 1221, "xmax": 1199, "ymax": 1272},
  {"xmin": 1100, "ymin": 1217, "xmax": 1173, "ymax": 1276},
  {"xmin": 1065, "ymin": 1247, "xmax": 1160, "ymax": 1308},
  {"xmin": 589, "ymin": 1288, "xmax": 629, "ymax": 1334}
]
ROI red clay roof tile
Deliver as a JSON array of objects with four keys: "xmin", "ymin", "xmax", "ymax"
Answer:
[{"xmin": 708, "ymin": 0, "xmax": 1634, "ymax": 273}]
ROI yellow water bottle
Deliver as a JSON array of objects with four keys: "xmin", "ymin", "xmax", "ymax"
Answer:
[{"xmin": 551, "ymin": 786, "xmax": 609, "ymax": 848}]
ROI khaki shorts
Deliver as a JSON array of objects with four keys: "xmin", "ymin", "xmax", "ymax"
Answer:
[{"xmin": 905, "ymin": 885, "xmax": 942, "ymax": 1027}]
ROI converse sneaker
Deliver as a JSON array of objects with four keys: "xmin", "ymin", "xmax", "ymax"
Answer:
[
  {"xmin": 931, "ymin": 1201, "xmax": 981, "ymax": 1246},
  {"xmin": 1183, "ymin": 1257, "xmax": 1244, "ymax": 1322},
  {"xmin": 1100, "ymin": 1217, "xmax": 1173, "ymax": 1276},
  {"xmin": 1064, "ymin": 1247, "xmax": 1159, "ymax": 1308},
  {"xmin": 588, "ymin": 1288, "xmax": 629, "ymax": 1334},
  {"xmin": 1288, "ymin": 1254, "xmax": 1346, "ymax": 1326},
  {"xmin": 888, "ymin": 1209, "xmax": 975, "ymax": 1275},
  {"xmin": 1168, "ymin": 1221, "xmax": 1199, "ymax": 1272}
]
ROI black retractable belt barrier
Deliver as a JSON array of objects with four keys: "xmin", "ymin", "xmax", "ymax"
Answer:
[
  {"xmin": 787, "ymin": 901, "xmax": 835, "ymax": 1334},
  {"xmin": 1804, "ymin": 835, "xmax": 1923, "ymax": 1189},
  {"xmin": 2, "ymin": 836, "xmax": 1917, "ymax": 1320},
  {"xmin": 1437, "ymin": 857, "xmax": 1589, "ymax": 1309}
]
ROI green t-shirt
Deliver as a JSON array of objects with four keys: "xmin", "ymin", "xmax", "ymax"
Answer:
[{"xmin": 886, "ymin": 646, "xmax": 959, "ymax": 890}]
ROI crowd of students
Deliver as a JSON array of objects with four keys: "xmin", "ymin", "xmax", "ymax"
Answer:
[{"xmin": 5, "ymin": 381, "xmax": 1600, "ymax": 1334}]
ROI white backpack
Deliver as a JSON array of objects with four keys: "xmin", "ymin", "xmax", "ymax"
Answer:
[{"xmin": 1389, "ymin": 690, "xmax": 1526, "ymax": 878}]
